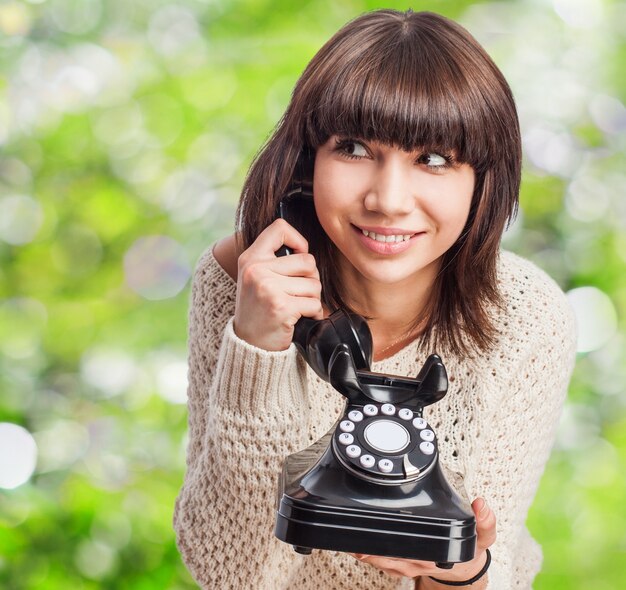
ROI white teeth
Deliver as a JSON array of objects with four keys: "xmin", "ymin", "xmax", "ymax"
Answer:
[{"xmin": 361, "ymin": 229, "xmax": 413, "ymax": 243}]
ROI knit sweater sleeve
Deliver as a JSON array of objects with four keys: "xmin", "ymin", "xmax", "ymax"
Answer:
[
  {"xmin": 465, "ymin": 252, "xmax": 577, "ymax": 589},
  {"xmin": 173, "ymin": 247, "xmax": 313, "ymax": 588}
]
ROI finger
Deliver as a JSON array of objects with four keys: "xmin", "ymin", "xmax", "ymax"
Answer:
[
  {"xmin": 247, "ymin": 218, "xmax": 309, "ymax": 258},
  {"xmin": 287, "ymin": 295, "xmax": 324, "ymax": 321},
  {"xmin": 238, "ymin": 260, "xmax": 319, "ymax": 299},
  {"xmin": 269, "ymin": 253, "xmax": 320, "ymax": 279},
  {"xmin": 472, "ymin": 497, "xmax": 497, "ymax": 550},
  {"xmin": 357, "ymin": 554, "xmax": 430, "ymax": 568},
  {"xmin": 275, "ymin": 276, "xmax": 322, "ymax": 299},
  {"xmin": 264, "ymin": 294, "xmax": 324, "ymax": 326},
  {"xmin": 357, "ymin": 555, "xmax": 425, "ymax": 578},
  {"xmin": 248, "ymin": 276, "xmax": 321, "ymax": 313}
]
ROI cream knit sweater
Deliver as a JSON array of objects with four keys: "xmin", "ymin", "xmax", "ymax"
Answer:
[{"xmin": 173, "ymin": 247, "xmax": 577, "ymax": 590}]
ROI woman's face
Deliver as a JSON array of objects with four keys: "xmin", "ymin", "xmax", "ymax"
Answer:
[{"xmin": 313, "ymin": 135, "xmax": 475, "ymax": 289}]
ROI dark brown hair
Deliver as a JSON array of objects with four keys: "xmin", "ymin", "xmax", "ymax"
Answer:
[{"xmin": 236, "ymin": 9, "xmax": 521, "ymax": 356}]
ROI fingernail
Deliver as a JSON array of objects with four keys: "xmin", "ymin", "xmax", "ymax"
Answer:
[
  {"xmin": 475, "ymin": 498, "xmax": 485, "ymax": 514},
  {"xmin": 479, "ymin": 501, "xmax": 489, "ymax": 518}
]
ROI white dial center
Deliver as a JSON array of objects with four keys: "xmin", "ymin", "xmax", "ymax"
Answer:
[{"xmin": 363, "ymin": 420, "xmax": 410, "ymax": 453}]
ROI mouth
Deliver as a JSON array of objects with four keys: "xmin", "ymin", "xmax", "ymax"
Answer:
[
  {"xmin": 359, "ymin": 228, "xmax": 415, "ymax": 243},
  {"xmin": 352, "ymin": 224, "xmax": 424, "ymax": 255}
]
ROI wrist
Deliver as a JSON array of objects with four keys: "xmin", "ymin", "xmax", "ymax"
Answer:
[
  {"xmin": 232, "ymin": 318, "xmax": 290, "ymax": 351},
  {"xmin": 427, "ymin": 549, "xmax": 491, "ymax": 586}
]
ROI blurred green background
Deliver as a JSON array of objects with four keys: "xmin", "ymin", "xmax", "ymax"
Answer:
[{"xmin": 0, "ymin": 0, "xmax": 624, "ymax": 588}]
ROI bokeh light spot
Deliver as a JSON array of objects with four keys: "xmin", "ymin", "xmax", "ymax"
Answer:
[
  {"xmin": 0, "ymin": 297, "xmax": 47, "ymax": 359},
  {"xmin": 589, "ymin": 94, "xmax": 626, "ymax": 135},
  {"xmin": 123, "ymin": 235, "xmax": 191, "ymax": 300},
  {"xmin": 91, "ymin": 512, "xmax": 132, "ymax": 550},
  {"xmin": 81, "ymin": 348, "xmax": 137, "ymax": 398},
  {"xmin": 0, "ymin": 157, "xmax": 33, "ymax": 188},
  {"xmin": 523, "ymin": 126, "xmax": 580, "ymax": 177},
  {"xmin": 0, "ymin": 423, "xmax": 38, "ymax": 489},
  {"xmin": 148, "ymin": 5, "xmax": 201, "ymax": 57},
  {"xmin": 0, "ymin": 2, "xmax": 32, "ymax": 36},
  {"xmin": 160, "ymin": 167, "xmax": 216, "ymax": 223},
  {"xmin": 565, "ymin": 174, "xmax": 610, "ymax": 222},
  {"xmin": 556, "ymin": 403, "xmax": 601, "ymax": 450},
  {"xmin": 566, "ymin": 286, "xmax": 618, "ymax": 353},
  {"xmin": 187, "ymin": 133, "xmax": 241, "ymax": 185},
  {"xmin": 92, "ymin": 102, "xmax": 144, "ymax": 147},
  {"xmin": 51, "ymin": 65, "xmax": 100, "ymax": 112},
  {"xmin": 553, "ymin": 0, "xmax": 604, "ymax": 29},
  {"xmin": 35, "ymin": 420, "xmax": 90, "ymax": 472},
  {"xmin": 74, "ymin": 539, "xmax": 117, "ymax": 580},
  {"xmin": 0, "ymin": 194, "xmax": 44, "ymax": 245},
  {"xmin": 51, "ymin": 0, "xmax": 102, "ymax": 35},
  {"xmin": 153, "ymin": 355, "xmax": 188, "ymax": 404}
]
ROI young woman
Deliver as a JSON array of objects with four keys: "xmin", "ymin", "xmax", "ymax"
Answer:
[{"xmin": 174, "ymin": 9, "xmax": 576, "ymax": 590}]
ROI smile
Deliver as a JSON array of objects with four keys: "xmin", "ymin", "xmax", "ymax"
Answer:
[
  {"xmin": 361, "ymin": 229, "xmax": 413, "ymax": 243},
  {"xmin": 353, "ymin": 225, "xmax": 423, "ymax": 255}
]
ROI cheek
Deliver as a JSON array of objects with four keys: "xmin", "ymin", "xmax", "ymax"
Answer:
[
  {"xmin": 424, "ymin": 200, "xmax": 469, "ymax": 236},
  {"xmin": 313, "ymin": 164, "xmax": 358, "ymax": 222},
  {"xmin": 313, "ymin": 194, "xmax": 350, "ymax": 238},
  {"xmin": 433, "ymin": 180, "xmax": 474, "ymax": 236},
  {"xmin": 315, "ymin": 162, "xmax": 355, "ymax": 198}
]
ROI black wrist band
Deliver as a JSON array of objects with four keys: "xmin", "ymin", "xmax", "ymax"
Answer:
[{"xmin": 428, "ymin": 549, "xmax": 491, "ymax": 586}]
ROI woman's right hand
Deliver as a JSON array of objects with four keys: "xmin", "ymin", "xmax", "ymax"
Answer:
[{"xmin": 233, "ymin": 218, "xmax": 324, "ymax": 351}]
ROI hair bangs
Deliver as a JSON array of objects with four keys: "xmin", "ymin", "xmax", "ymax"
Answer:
[{"xmin": 304, "ymin": 46, "xmax": 474, "ymax": 165}]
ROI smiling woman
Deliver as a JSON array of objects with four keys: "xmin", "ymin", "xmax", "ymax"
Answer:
[
  {"xmin": 314, "ymin": 136, "xmax": 473, "ymax": 277},
  {"xmin": 312, "ymin": 136, "xmax": 476, "ymax": 354},
  {"xmin": 173, "ymin": 9, "xmax": 576, "ymax": 590}
]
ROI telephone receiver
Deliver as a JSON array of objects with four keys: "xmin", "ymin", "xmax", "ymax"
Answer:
[{"xmin": 273, "ymin": 185, "xmax": 476, "ymax": 567}]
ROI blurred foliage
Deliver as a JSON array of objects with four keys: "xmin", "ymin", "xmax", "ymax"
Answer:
[{"xmin": 0, "ymin": 0, "xmax": 625, "ymax": 588}]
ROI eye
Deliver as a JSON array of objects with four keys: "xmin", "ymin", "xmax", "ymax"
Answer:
[
  {"xmin": 334, "ymin": 138, "xmax": 368, "ymax": 159},
  {"xmin": 417, "ymin": 152, "xmax": 453, "ymax": 171}
]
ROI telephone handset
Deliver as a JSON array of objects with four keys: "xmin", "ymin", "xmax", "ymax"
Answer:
[{"xmin": 273, "ymin": 187, "xmax": 476, "ymax": 567}]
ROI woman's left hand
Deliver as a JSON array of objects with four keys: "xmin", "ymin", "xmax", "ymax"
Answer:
[{"xmin": 350, "ymin": 497, "xmax": 496, "ymax": 582}]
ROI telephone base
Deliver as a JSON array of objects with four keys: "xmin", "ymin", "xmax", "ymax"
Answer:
[
  {"xmin": 275, "ymin": 438, "xmax": 476, "ymax": 563},
  {"xmin": 276, "ymin": 496, "xmax": 475, "ymax": 563}
]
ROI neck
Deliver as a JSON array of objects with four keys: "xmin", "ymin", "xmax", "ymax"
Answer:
[{"xmin": 338, "ymin": 260, "xmax": 439, "ymax": 361}]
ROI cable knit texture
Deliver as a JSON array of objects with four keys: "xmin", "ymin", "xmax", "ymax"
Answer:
[{"xmin": 174, "ymin": 247, "xmax": 577, "ymax": 590}]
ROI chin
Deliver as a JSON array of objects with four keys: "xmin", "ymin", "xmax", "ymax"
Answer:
[{"xmin": 353, "ymin": 261, "xmax": 433, "ymax": 287}]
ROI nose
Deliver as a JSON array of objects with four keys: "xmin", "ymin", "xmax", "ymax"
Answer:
[{"xmin": 363, "ymin": 159, "xmax": 415, "ymax": 217}]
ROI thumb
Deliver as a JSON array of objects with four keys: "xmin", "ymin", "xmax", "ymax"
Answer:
[{"xmin": 472, "ymin": 497, "xmax": 497, "ymax": 551}]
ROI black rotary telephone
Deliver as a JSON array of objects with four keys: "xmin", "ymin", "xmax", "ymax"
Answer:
[{"xmin": 273, "ymin": 185, "xmax": 476, "ymax": 568}]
